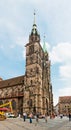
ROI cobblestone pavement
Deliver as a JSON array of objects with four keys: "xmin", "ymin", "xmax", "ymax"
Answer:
[{"xmin": 0, "ymin": 116, "xmax": 71, "ymax": 130}]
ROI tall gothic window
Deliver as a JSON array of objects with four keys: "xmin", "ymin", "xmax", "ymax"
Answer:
[
  {"xmin": 29, "ymin": 99, "xmax": 32, "ymax": 107},
  {"xmin": 29, "ymin": 45, "xmax": 34, "ymax": 54},
  {"xmin": 12, "ymin": 100, "xmax": 16, "ymax": 110}
]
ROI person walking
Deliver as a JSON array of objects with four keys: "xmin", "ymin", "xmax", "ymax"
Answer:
[
  {"xmin": 60, "ymin": 114, "xmax": 63, "ymax": 119},
  {"xmin": 23, "ymin": 112, "xmax": 27, "ymax": 122},
  {"xmin": 29, "ymin": 113, "xmax": 33, "ymax": 123},
  {"xmin": 45, "ymin": 113, "xmax": 48, "ymax": 123},
  {"xmin": 36, "ymin": 113, "xmax": 39, "ymax": 122},
  {"xmin": 69, "ymin": 113, "xmax": 71, "ymax": 121},
  {"xmin": 35, "ymin": 114, "xmax": 39, "ymax": 126}
]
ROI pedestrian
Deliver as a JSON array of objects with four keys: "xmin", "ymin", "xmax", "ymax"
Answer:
[
  {"xmin": 45, "ymin": 113, "xmax": 48, "ymax": 123},
  {"xmin": 35, "ymin": 114, "xmax": 39, "ymax": 126},
  {"xmin": 18, "ymin": 113, "xmax": 21, "ymax": 118},
  {"xmin": 60, "ymin": 114, "xmax": 63, "ymax": 119},
  {"xmin": 69, "ymin": 113, "xmax": 71, "ymax": 121},
  {"xmin": 36, "ymin": 113, "xmax": 39, "ymax": 122},
  {"xmin": 29, "ymin": 113, "xmax": 33, "ymax": 123},
  {"xmin": 23, "ymin": 112, "xmax": 27, "ymax": 122}
]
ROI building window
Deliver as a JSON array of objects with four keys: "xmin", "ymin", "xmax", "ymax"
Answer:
[
  {"xmin": 31, "ymin": 80, "xmax": 32, "ymax": 85},
  {"xmin": 12, "ymin": 100, "xmax": 16, "ymax": 110},
  {"xmin": 29, "ymin": 45, "xmax": 34, "ymax": 54},
  {"xmin": 29, "ymin": 99, "xmax": 32, "ymax": 107}
]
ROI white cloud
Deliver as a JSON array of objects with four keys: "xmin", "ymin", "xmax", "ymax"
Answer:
[
  {"xmin": 50, "ymin": 42, "xmax": 71, "ymax": 105},
  {"xmin": 50, "ymin": 42, "xmax": 71, "ymax": 80},
  {"xmin": 53, "ymin": 86, "xmax": 71, "ymax": 105},
  {"xmin": 60, "ymin": 65, "xmax": 71, "ymax": 79},
  {"xmin": 50, "ymin": 42, "xmax": 71, "ymax": 64},
  {"xmin": 16, "ymin": 36, "xmax": 28, "ymax": 59},
  {"xmin": 59, "ymin": 87, "xmax": 71, "ymax": 97},
  {"xmin": 16, "ymin": 36, "xmax": 28, "ymax": 47},
  {"xmin": 53, "ymin": 96, "xmax": 59, "ymax": 106}
]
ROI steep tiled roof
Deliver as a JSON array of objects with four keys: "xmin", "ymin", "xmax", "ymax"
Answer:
[
  {"xmin": 0, "ymin": 75, "xmax": 25, "ymax": 88},
  {"xmin": 59, "ymin": 96, "xmax": 71, "ymax": 103}
]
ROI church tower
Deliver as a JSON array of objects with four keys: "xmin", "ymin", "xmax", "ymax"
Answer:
[
  {"xmin": 24, "ymin": 13, "xmax": 53, "ymax": 114},
  {"xmin": 42, "ymin": 40, "xmax": 53, "ymax": 115},
  {"xmin": 25, "ymin": 12, "xmax": 43, "ymax": 114}
]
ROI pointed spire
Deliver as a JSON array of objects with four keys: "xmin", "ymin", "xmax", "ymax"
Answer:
[
  {"xmin": 33, "ymin": 10, "xmax": 36, "ymax": 25},
  {"xmin": 43, "ymin": 34, "xmax": 47, "ymax": 53},
  {"xmin": 30, "ymin": 11, "xmax": 39, "ymax": 36},
  {"xmin": 32, "ymin": 10, "xmax": 37, "ymax": 34},
  {"xmin": 29, "ymin": 11, "xmax": 40, "ymax": 42}
]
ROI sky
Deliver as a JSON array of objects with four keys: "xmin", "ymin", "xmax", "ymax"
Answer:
[{"xmin": 0, "ymin": 0, "xmax": 71, "ymax": 106}]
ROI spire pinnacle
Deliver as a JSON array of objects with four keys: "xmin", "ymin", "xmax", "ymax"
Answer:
[
  {"xmin": 43, "ymin": 34, "xmax": 45, "ymax": 43},
  {"xmin": 29, "ymin": 11, "xmax": 40, "ymax": 42},
  {"xmin": 43, "ymin": 34, "xmax": 47, "ymax": 53},
  {"xmin": 33, "ymin": 10, "xmax": 36, "ymax": 25}
]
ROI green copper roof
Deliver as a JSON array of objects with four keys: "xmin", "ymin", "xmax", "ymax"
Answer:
[
  {"xmin": 31, "ymin": 24, "xmax": 39, "ymax": 35},
  {"xmin": 43, "ymin": 42, "xmax": 47, "ymax": 53},
  {"xmin": 43, "ymin": 36, "xmax": 47, "ymax": 53}
]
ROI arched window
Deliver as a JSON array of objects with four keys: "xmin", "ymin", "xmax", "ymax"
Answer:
[
  {"xmin": 29, "ymin": 99, "xmax": 32, "ymax": 107},
  {"xmin": 12, "ymin": 100, "xmax": 16, "ymax": 110}
]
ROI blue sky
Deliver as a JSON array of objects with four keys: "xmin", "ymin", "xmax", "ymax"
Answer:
[{"xmin": 0, "ymin": 0, "xmax": 71, "ymax": 105}]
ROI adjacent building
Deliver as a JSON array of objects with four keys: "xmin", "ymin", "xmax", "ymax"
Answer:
[
  {"xmin": 59, "ymin": 96, "xmax": 71, "ymax": 115},
  {"xmin": 0, "ymin": 14, "xmax": 53, "ymax": 115}
]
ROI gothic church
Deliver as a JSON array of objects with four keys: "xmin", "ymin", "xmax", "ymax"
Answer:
[{"xmin": 0, "ymin": 14, "xmax": 53, "ymax": 115}]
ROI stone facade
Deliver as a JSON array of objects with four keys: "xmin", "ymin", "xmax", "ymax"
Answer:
[
  {"xmin": 0, "ymin": 76, "xmax": 25, "ymax": 115},
  {"xmin": 59, "ymin": 96, "xmax": 71, "ymax": 116},
  {"xmin": 0, "ymin": 16, "xmax": 53, "ymax": 115}
]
